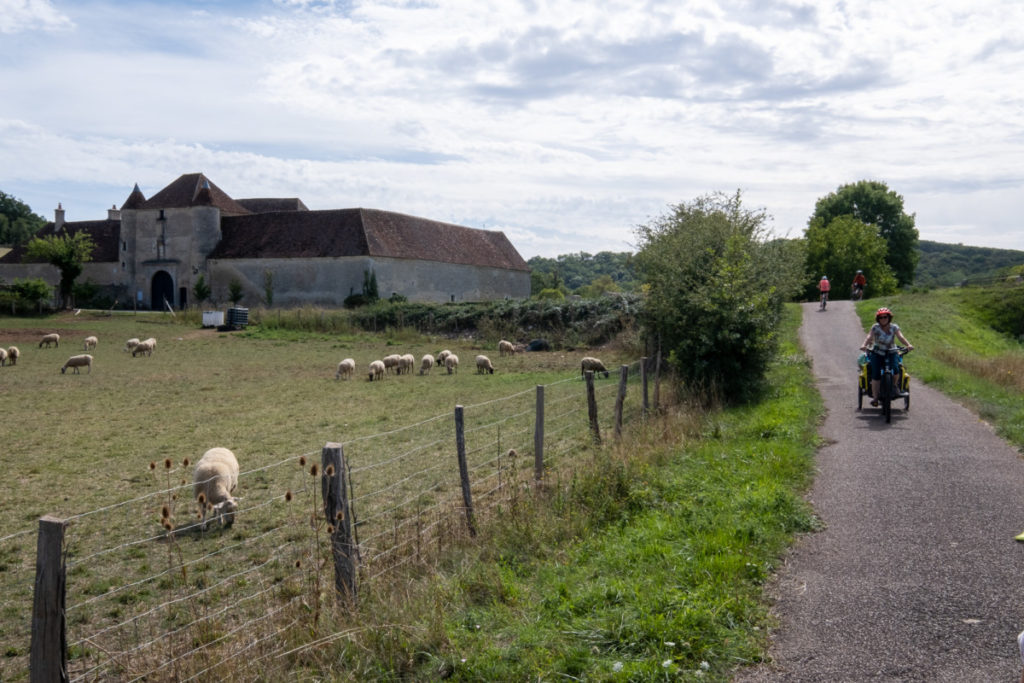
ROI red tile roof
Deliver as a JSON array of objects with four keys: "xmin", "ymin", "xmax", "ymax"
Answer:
[
  {"xmin": 0, "ymin": 221, "xmax": 120, "ymax": 264},
  {"xmin": 142, "ymin": 173, "xmax": 251, "ymax": 216}
]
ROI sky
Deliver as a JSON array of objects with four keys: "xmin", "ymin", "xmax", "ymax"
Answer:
[{"xmin": 1, "ymin": 0, "xmax": 1021, "ymax": 260}]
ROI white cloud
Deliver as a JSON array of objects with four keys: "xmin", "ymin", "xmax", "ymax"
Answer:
[
  {"xmin": 0, "ymin": 0, "xmax": 73, "ymax": 34},
  {"xmin": 0, "ymin": 0, "xmax": 1022, "ymax": 257}
]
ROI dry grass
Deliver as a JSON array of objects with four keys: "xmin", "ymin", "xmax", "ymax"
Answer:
[
  {"xmin": 931, "ymin": 347, "xmax": 1024, "ymax": 392},
  {"xmin": 0, "ymin": 310, "xmax": 650, "ymax": 680}
]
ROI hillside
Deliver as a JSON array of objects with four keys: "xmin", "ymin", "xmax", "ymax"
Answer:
[{"xmin": 914, "ymin": 240, "xmax": 1024, "ymax": 288}]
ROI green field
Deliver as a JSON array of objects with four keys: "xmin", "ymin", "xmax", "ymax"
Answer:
[{"xmin": 0, "ymin": 310, "xmax": 643, "ymax": 680}]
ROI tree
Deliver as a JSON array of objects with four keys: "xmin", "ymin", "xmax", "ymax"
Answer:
[
  {"xmin": 804, "ymin": 215, "xmax": 898, "ymax": 300},
  {"xmin": 192, "ymin": 274, "xmax": 211, "ymax": 304},
  {"xmin": 810, "ymin": 180, "xmax": 919, "ymax": 286},
  {"xmin": 228, "ymin": 278, "xmax": 244, "ymax": 306},
  {"xmin": 362, "ymin": 269, "xmax": 379, "ymax": 301},
  {"xmin": 23, "ymin": 231, "xmax": 95, "ymax": 309},
  {"xmin": 634, "ymin": 191, "xmax": 803, "ymax": 402},
  {"xmin": 0, "ymin": 191, "xmax": 46, "ymax": 246}
]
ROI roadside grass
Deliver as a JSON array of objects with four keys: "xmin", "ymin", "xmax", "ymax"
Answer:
[
  {"xmin": 305, "ymin": 303, "xmax": 821, "ymax": 681},
  {"xmin": 855, "ymin": 288, "xmax": 1024, "ymax": 449}
]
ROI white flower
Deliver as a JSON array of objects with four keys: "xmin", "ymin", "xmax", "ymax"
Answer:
[
  {"xmin": 612, "ymin": 662, "xmax": 623, "ymax": 672},
  {"xmin": 662, "ymin": 659, "xmax": 673, "ymax": 668},
  {"xmin": 700, "ymin": 660, "xmax": 710, "ymax": 670}
]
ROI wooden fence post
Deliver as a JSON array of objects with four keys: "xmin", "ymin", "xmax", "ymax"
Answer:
[
  {"xmin": 641, "ymin": 356, "xmax": 649, "ymax": 417},
  {"xmin": 31, "ymin": 514, "xmax": 67, "ymax": 683},
  {"xmin": 533, "ymin": 385, "xmax": 545, "ymax": 482},
  {"xmin": 585, "ymin": 371, "xmax": 601, "ymax": 444},
  {"xmin": 321, "ymin": 443, "xmax": 357, "ymax": 606},
  {"xmin": 454, "ymin": 405, "xmax": 477, "ymax": 537},
  {"xmin": 653, "ymin": 346, "xmax": 662, "ymax": 412},
  {"xmin": 614, "ymin": 365, "xmax": 628, "ymax": 439}
]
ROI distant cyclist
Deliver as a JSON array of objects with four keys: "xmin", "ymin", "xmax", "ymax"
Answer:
[
  {"xmin": 859, "ymin": 307, "xmax": 914, "ymax": 406},
  {"xmin": 852, "ymin": 270, "xmax": 866, "ymax": 300},
  {"xmin": 817, "ymin": 275, "xmax": 831, "ymax": 309}
]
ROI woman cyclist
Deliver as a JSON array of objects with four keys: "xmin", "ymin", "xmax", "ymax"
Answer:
[
  {"xmin": 860, "ymin": 307, "xmax": 913, "ymax": 406},
  {"xmin": 817, "ymin": 275, "xmax": 831, "ymax": 309}
]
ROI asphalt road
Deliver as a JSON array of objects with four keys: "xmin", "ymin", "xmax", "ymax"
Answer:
[{"xmin": 735, "ymin": 300, "xmax": 1024, "ymax": 682}]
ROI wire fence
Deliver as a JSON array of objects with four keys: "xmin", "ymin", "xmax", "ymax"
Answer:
[{"xmin": 7, "ymin": 360, "xmax": 654, "ymax": 681}]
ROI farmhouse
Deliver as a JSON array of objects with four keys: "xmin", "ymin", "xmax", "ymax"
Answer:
[{"xmin": 0, "ymin": 173, "xmax": 531, "ymax": 309}]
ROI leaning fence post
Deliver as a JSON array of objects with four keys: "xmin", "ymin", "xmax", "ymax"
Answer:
[
  {"xmin": 31, "ymin": 514, "xmax": 67, "ymax": 683},
  {"xmin": 641, "ymin": 356, "xmax": 649, "ymax": 417},
  {"xmin": 585, "ymin": 371, "xmax": 601, "ymax": 444},
  {"xmin": 653, "ymin": 346, "xmax": 662, "ymax": 412},
  {"xmin": 321, "ymin": 443, "xmax": 357, "ymax": 606},
  {"xmin": 534, "ymin": 385, "xmax": 545, "ymax": 482},
  {"xmin": 454, "ymin": 405, "xmax": 477, "ymax": 537},
  {"xmin": 614, "ymin": 365, "xmax": 628, "ymax": 438}
]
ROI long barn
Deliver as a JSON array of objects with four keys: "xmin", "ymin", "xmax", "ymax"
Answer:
[{"xmin": 0, "ymin": 173, "xmax": 531, "ymax": 309}]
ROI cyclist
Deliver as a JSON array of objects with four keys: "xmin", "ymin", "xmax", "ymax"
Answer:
[
  {"xmin": 817, "ymin": 275, "xmax": 831, "ymax": 309},
  {"xmin": 859, "ymin": 307, "xmax": 913, "ymax": 406},
  {"xmin": 852, "ymin": 270, "xmax": 866, "ymax": 299}
]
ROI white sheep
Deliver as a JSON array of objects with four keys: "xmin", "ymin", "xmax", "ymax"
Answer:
[
  {"xmin": 419, "ymin": 354, "xmax": 435, "ymax": 375},
  {"xmin": 335, "ymin": 358, "xmax": 356, "ymax": 380},
  {"xmin": 132, "ymin": 339, "xmax": 154, "ymax": 357},
  {"xmin": 580, "ymin": 356, "xmax": 610, "ymax": 378},
  {"xmin": 193, "ymin": 447, "xmax": 240, "ymax": 529},
  {"xmin": 83, "ymin": 335, "xmax": 98, "ymax": 351},
  {"xmin": 61, "ymin": 354, "xmax": 93, "ymax": 374},
  {"xmin": 513, "ymin": 343, "xmax": 526, "ymax": 353},
  {"xmin": 498, "ymin": 340, "xmax": 515, "ymax": 357},
  {"xmin": 143, "ymin": 337, "xmax": 157, "ymax": 350},
  {"xmin": 436, "ymin": 349, "xmax": 452, "ymax": 365},
  {"xmin": 0, "ymin": 348, "xmax": 7, "ymax": 366},
  {"xmin": 5, "ymin": 346, "xmax": 18, "ymax": 366},
  {"xmin": 382, "ymin": 353, "xmax": 401, "ymax": 375},
  {"xmin": 368, "ymin": 359, "xmax": 386, "ymax": 381},
  {"xmin": 475, "ymin": 354, "xmax": 495, "ymax": 374},
  {"xmin": 398, "ymin": 353, "xmax": 416, "ymax": 375},
  {"xmin": 445, "ymin": 353, "xmax": 459, "ymax": 375},
  {"xmin": 39, "ymin": 333, "xmax": 59, "ymax": 348},
  {"xmin": 124, "ymin": 338, "xmax": 140, "ymax": 353}
]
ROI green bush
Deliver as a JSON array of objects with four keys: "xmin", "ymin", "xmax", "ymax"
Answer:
[{"xmin": 634, "ymin": 191, "xmax": 803, "ymax": 402}]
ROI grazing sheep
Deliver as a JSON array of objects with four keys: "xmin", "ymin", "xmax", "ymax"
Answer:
[
  {"xmin": 335, "ymin": 358, "xmax": 356, "ymax": 380},
  {"xmin": 525, "ymin": 339, "xmax": 550, "ymax": 352},
  {"xmin": 143, "ymin": 337, "xmax": 157, "ymax": 350},
  {"xmin": 6, "ymin": 346, "xmax": 18, "ymax": 366},
  {"xmin": 83, "ymin": 335, "xmax": 98, "ymax": 351},
  {"xmin": 498, "ymin": 340, "xmax": 515, "ymax": 357},
  {"xmin": 580, "ymin": 356, "xmax": 610, "ymax": 378},
  {"xmin": 61, "ymin": 354, "xmax": 93, "ymax": 374},
  {"xmin": 475, "ymin": 355, "xmax": 495, "ymax": 374},
  {"xmin": 39, "ymin": 333, "xmax": 60, "ymax": 348},
  {"xmin": 193, "ymin": 447, "xmax": 240, "ymax": 529},
  {"xmin": 513, "ymin": 343, "xmax": 526, "ymax": 353},
  {"xmin": 399, "ymin": 353, "xmax": 416, "ymax": 375},
  {"xmin": 0, "ymin": 348, "xmax": 6, "ymax": 366},
  {"xmin": 124, "ymin": 338, "xmax": 140, "ymax": 353},
  {"xmin": 436, "ymin": 349, "xmax": 452, "ymax": 365},
  {"xmin": 368, "ymin": 359, "xmax": 386, "ymax": 381},
  {"xmin": 445, "ymin": 353, "xmax": 459, "ymax": 375},
  {"xmin": 131, "ymin": 339, "xmax": 156, "ymax": 357},
  {"xmin": 382, "ymin": 354, "xmax": 402, "ymax": 375},
  {"xmin": 419, "ymin": 354, "xmax": 435, "ymax": 375}
]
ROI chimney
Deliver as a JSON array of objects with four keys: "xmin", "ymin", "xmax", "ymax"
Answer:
[
  {"xmin": 54, "ymin": 203, "xmax": 65, "ymax": 231},
  {"xmin": 108, "ymin": 204, "xmax": 121, "ymax": 221}
]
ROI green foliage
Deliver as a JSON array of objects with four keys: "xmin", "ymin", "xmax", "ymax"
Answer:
[
  {"xmin": 528, "ymin": 251, "xmax": 638, "ymax": 294},
  {"xmin": 804, "ymin": 215, "xmax": 897, "ymax": 299},
  {"xmin": 0, "ymin": 191, "xmax": 46, "ymax": 246},
  {"xmin": 362, "ymin": 269, "xmax": 379, "ymax": 300},
  {"xmin": 227, "ymin": 278, "xmax": 244, "ymax": 306},
  {"xmin": 575, "ymin": 274, "xmax": 620, "ymax": 299},
  {"xmin": 71, "ymin": 280, "xmax": 114, "ymax": 309},
  {"xmin": 960, "ymin": 283, "xmax": 1024, "ymax": 339},
  {"xmin": 535, "ymin": 288, "xmax": 565, "ymax": 301},
  {"xmin": 262, "ymin": 270, "xmax": 274, "ymax": 306},
  {"xmin": 811, "ymin": 180, "xmax": 919, "ymax": 286},
  {"xmin": 915, "ymin": 240, "xmax": 1024, "ymax": 288},
  {"xmin": 23, "ymin": 231, "xmax": 95, "ymax": 308},
  {"xmin": 634, "ymin": 191, "xmax": 803, "ymax": 402},
  {"xmin": 0, "ymin": 277, "xmax": 52, "ymax": 312},
  {"xmin": 192, "ymin": 274, "xmax": 211, "ymax": 304}
]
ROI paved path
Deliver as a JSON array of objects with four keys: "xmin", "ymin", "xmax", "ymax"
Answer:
[{"xmin": 736, "ymin": 300, "xmax": 1024, "ymax": 681}]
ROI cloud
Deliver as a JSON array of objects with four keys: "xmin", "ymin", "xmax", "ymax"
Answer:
[{"xmin": 0, "ymin": 0, "xmax": 73, "ymax": 33}]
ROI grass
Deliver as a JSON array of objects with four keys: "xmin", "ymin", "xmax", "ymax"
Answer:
[
  {"xmin": 855, "ymin": 287, "xmax": 1024, "ymax": 449},
  {"xmin": 0, "ymin": 309, "xmax": 645, "ymax": 680},
  {"xmin": 278, "ymin": 303, "xmax": 822, "ymax": 680}
]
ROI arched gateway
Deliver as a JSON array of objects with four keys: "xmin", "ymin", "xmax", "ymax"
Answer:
[{"xmin": 150, "ymin": 271, "xmax": 174, "ymax": 311}]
